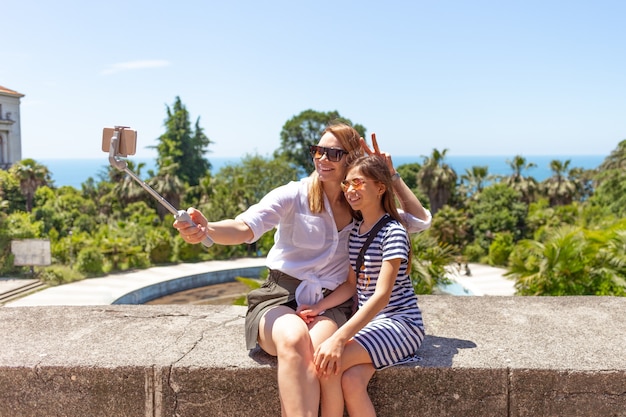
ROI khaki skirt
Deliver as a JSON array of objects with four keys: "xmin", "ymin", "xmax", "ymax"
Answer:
[{"xmin": 245, "ymin": 269, "xmax": 353, "ymax": 350}]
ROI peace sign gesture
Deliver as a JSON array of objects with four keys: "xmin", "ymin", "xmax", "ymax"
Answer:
[{"xmin": 360, "ymin": 133, "xmax": 396, "ymax": 175}]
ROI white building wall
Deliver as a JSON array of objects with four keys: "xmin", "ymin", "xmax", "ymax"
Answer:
[{"xmin": 0, "ymin": 86, "xmax": 24, "ymax": 169}]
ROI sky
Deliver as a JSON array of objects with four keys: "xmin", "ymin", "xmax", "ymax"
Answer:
[{"xmin": 2, "ymin": 0, "xmax": 625, "ymax": 161}]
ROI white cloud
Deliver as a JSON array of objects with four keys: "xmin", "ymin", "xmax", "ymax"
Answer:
[{"xmin": 100, "ymin": 60, "xmax": 171, "ymax": 75}]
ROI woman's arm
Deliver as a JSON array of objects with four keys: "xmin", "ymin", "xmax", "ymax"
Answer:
[
  {"xmin": 390, "ymin": 173, "xmax": 430, "ymax": 222},
  {"xmin": 173, "ymin": 208, "xmax": 254, "ymax": 245}
]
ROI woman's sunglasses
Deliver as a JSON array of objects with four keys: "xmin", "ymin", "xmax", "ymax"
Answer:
[
  {"xmin": 309, "ymin": 145, "xmax": 348, "ymax": 162},
  {"xmin": 340, "ymin": 178, "xmax": 368, "ymax": 192}
]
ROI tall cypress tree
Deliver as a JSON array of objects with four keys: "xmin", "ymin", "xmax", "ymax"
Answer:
[{"xmin": 155, "ymin": 97, "xmax": 212, "ymax": 186}]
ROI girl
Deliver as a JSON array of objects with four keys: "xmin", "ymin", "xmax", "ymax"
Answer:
[{"xmin": 298, "ymin": 155, "xmax": 427, "ymax": 417}]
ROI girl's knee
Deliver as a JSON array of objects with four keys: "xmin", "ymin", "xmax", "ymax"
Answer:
[{"xmin": 341, "ymin": 366, "xmax": 372, "ymax": 392}]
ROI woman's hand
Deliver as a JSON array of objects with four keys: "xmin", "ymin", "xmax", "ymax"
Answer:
[
  {"xmin": 296, "ymin": 304, "xmax": 321, "ymax": 324},
  {"xmin": 173, "ymin": 207, "xmax": 208, "ymax": 244},
  {"xmin": 360, "ymin": 133, "xmax": 395, "ymax": 174}
]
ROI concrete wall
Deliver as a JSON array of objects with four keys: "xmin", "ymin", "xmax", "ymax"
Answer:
[{"xmin": 1, "ymin": 296, "xmax": 625, "ymax": 416}]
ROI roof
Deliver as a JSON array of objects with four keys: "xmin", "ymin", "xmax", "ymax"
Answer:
[{"xmin": 0, "ymin": 86, "xmax": 25, "ymax": 98}]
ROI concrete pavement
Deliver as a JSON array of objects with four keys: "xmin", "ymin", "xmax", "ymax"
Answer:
[{"xmin": 447, "ymin": 262, "xmax": 517, "ymax": 296}]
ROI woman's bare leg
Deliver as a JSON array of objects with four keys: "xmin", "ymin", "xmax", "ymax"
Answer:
[{"xmin": 258, "ymin": 306, "xmax": 337, "ymax": 417}]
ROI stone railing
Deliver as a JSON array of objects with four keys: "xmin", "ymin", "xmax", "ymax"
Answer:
[{"xmin": 1, "ymin": 296, "xmax": 625, "ymax": 416}]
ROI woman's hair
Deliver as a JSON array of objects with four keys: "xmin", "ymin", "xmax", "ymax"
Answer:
[
  {"xmin": 308, "ymin": 122, "xmax": 364, "ymax": 213},
  {"xmin": 348, "ymin": 155, "xmax": 403, "ymax": 225}
]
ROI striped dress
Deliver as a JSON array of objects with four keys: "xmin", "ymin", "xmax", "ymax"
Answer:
[{"xmin": 349, "ymin": 217, "xmax": 425, "ymax": 369}]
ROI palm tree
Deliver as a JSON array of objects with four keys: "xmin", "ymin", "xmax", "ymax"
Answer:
[
  {"xmin": 542, "ymin": 159, "xmax": 576, "ymax": 206},
  {"xmin": 148, "ymin": 161, "xmax": 185, "ymax": 219},
  {"xmin": 507, "ymin": 226, "xmax": 591, "ymax": 295},
  {"xmin": 416, "ymin": 148, "xmax": 457, "ymax": 215},
  {"xmin": 113, "ymin": 160, "xmax": 147, "ymax": 208},
  {"xmin": 459, "ymin": 165, "xmax": 492, "ymax": 200},
  {"xmin": 9, "ymin": 159, "xmax": 51, "ymax": 212},
  {"xmin": 508, "ymin": 225, "xmax": 626, "ymax": 296},
  {"xmin": 410, "ymin": 232, "xmax": 458, "ymax": 294},
  {"xmin": 505, "ymin": 155, "xmax": 538, "ymax": 204}
]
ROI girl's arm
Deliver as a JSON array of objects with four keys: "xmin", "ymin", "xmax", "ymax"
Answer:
[
  {"xmin": 297, "ymin": 267, "xmax": 356, "ymax": 323},
  {"xmin": 313, "ymin": 258, "xmax": 402, "ymax": 375}
]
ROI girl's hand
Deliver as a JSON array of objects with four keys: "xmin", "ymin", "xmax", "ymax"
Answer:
[{"xmin": 313, "ymin": 336, "xmax": 345, "ymax": 377}]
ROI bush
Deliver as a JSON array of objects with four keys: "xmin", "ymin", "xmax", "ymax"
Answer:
[
  {"xmin": 488, "ymin": 232, "xmax": 514, "ymax": 266},
  {"xmin": 463, "ymin": 241, "xmax": 486, "ymax": 262},
  {"xmin": 145, "ymin": 228, "xmax": 174, "ymax": 264},
  {"xmin": 38, "ymin": 265, "xmax": 85, "ymax": 285},
  {"xmin": 175, "ymin": 235, "xmax": 205, "ymax": 262},
  {"xmin": 76, "ymin": 247, "xmax": 104, "ymax": 275}
]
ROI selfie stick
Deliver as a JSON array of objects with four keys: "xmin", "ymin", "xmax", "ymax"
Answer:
[{"xmin": 107, "ymin": 126, "xmax": 213, "ymax": 247}]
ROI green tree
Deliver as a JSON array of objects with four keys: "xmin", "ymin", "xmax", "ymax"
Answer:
[
  {"xmin": 505, "ymin": 155, "xmax": 539, "ymax": 204},
  {"xmin": 148, "ymin": 162, "xmax": 185, "ymax": 220},
  {"xmin": 396, "ymin": 163, "xmax": 421, "ymax": 190},
  {"xmin": 430, "ymin": 205, "xmax": 468, "ymax": 249},
  {"xmin": 467, "ymin": 183, "xmax": 528, "ymax": 252},
  {"xmin": 113, "ymin": 160, "xmax": 148, "ymax": 208},
  {"xmin": 459, "ymin": 165, "xmax": 491, "ymax": 200},
  {"xmin": 275, "ymin": 109, "xmax": 366, "ymax": 175},
  {"xmin": 542, "ymin": 159, "xmax": 577, "ymax": 206},
  {"xmin": 588, "ymin": 140, "xmax": 626, "ymax": 218},
  {"xmin": 155, "ymin": 96, "xmax": 212, "ymax": 186},
  {"xmin": 416, "ymin": 148, "xmax": 457, "ymax": 215},
  {"xmin": 598, "ymin": 139, "xmax": 626, "ymax": 171},
  {"xmin": 8, "ymin": 159, "xmax": 52, "ymax": 212}
]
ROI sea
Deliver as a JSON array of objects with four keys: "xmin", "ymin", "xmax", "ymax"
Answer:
[{"xmin": 40, "ymin": 155, "xmax": 606, "ymax": 189}]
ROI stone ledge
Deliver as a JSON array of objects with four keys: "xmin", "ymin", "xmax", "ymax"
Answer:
[{"xmin": 1, "ymin": 296, "xmax": 625, "ymax": 417}]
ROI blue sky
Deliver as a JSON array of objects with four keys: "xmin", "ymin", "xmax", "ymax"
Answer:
[{"xmin": 2, "ymin": 0, "xmax": 625, "ymax": 160}]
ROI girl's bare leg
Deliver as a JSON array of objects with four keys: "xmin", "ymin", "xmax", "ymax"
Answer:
[
  {"xmin": 320, "ymin": 340, "xmax": 372, "ymax": 417},
  {"xmin": 343, "ymin": 363, "xmax": 376, "ymax": 417}
]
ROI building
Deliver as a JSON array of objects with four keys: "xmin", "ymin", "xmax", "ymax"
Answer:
[{"xmin": 0, "ymin": 85, "xmax": 24, "ymax": 170}]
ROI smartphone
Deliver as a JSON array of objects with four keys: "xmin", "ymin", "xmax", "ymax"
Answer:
[{"xmin": 102, "ymin": 127, "xmax": 137, "ymax": 156}]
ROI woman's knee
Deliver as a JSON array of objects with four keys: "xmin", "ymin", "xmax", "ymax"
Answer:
[
  {"xmin": 259, "ymin": 307, "xmax": 310, "ymax": 355},
  {"xmin": 272, "ymin": 317, "xmax": 312, "ymax": 353}
]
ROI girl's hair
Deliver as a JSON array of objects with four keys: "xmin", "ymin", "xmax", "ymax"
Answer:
[
  {"xmin": 348, "ymin": 155, "xmax": 413, "ymax": 270},
  {"xmin": 348, "ymin": 155, "xmax": 403, "ymax": 224},
  {"xmin": 308, "ymin": 122, "xmax": 363, "ymax": 213}
]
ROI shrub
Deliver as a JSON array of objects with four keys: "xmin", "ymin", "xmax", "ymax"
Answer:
[
  {"xmin": 76, "ymin": 247, "xmax": 104, "ymax": 275},
  {"xmin": 488, "ymin": 232, "xmax": 514, "ymax": 266},
  {"xmin": 38, "ymin": 265, "xmax": 85, "ymax": 285}
]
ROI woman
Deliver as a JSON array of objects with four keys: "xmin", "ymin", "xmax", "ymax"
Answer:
[
  {"xmin": 298, "ymin": 155, "xmax": 427, "ymax": 417},
  {"xmin": 174, "ymin": 123, "xmax": 430, "ymax": 417}
]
